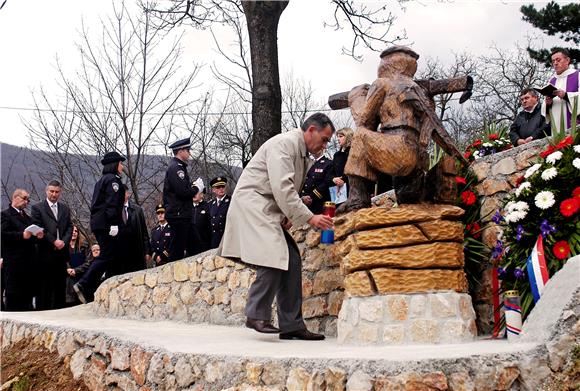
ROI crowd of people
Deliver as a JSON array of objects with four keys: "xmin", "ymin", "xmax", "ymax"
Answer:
[{"xmin": 1, "ymin": 169, "xmax": 233, "ymax": 311}]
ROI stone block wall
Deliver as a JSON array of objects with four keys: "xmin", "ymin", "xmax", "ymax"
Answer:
[
  {"xmin": 467, "ymin": 139, "xmax": 548, "ymax": 334},
  {"xmin": 93, "ymin": 224, "xmax": 344, "ymax": 336},
  {"xmin": 338, "ymin": 292, "xmax": 477, "ymax": 345}
]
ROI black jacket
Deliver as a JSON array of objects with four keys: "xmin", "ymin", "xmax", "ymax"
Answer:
[
  {"xmin": 31, "ymin": 199, "xmax": 73, "ymax": 259},
  {"xmin": 209, "ymin": 195, "xmax": 230, "ymax": 248},
  {"xmin": 163, "ymin": 157, "xmax": 200, "ymax": 220},
  {"xmin": 189, "ymin": 200, "xmax": 211, "ymax": 255},
  {"xmin": 90, "ymin": 173, "xmax": 125, "ymax": 232},
  {"xmin": 300, "ymin": 156, "xmax": 335, "ymax": 214},
  {"xmin": 117, "ymin": 201, "xmax": 151, "ymax": 273},
  {"xmin": 509, "ymin": 105, "xmax": 551, "ymax": 146},
  {"xmin": 0, "ymin": 207, "xmax": 39, "ymax": 293}
]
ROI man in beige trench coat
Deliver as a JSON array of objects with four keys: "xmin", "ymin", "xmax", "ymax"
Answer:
[{"xmin": 219, "ymin": 113, "xmax": 335, "ymax": 340}]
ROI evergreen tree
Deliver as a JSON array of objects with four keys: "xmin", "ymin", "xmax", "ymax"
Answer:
[{"xmin": 520, "ymin": 1, "xmax": 579, "ymax": 67}]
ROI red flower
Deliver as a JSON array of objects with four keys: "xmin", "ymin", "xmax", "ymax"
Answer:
[
  {"xmin": 464, "ymin": 151, "xmax": 472, "ymax": 159},
  {"xmin": 556, "ymin": 136, "xmax": 574, "ymax": 150},
  {"xmin": 488, "ymin": 133, "xmax": 499, "ymax": 141},
  {"xmin": 540, "ymin": 145, "xmax": 556, "ymax": 158},
  {"xmin": 466, "ymin": 222, "xmax": 482, "ymax": 238},
  {"xmin": 455, "ymin": 176, "xmax": 467, "ymax": 185},
  {"xmin": 514, "ymin": 175, "xmax": 525, "ymax": 187},
  {"xmin": 553, "ymin": 241, "xmax": 571, "ymax": 260},
  {"xmin": 472, "ymin": 139, "xmax": 482, "ymax": 147},
  {"xmin": 560, "ymin": 198, "xmax": 580, "ymax": 217},
  {"xmin": 461, "ymin": 190, "xmax": 477, "ymax": 206},
  {"xmin": 573, "ymin": 187, "xmax": 580, "ymax": 200}
]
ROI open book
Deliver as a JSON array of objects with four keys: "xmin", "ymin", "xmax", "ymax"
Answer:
[
  {"xmin": 25, "ymin": 224, "xmax": 44, "ymax": 235},
  {"xmin": 533, "ymin": 84, "xmax": 558, "ymax": 97}
]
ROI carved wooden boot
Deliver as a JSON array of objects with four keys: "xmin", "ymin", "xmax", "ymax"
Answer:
[{"xmin": 336, "ymin": 175, "xmax": 371, "ymax": 214}]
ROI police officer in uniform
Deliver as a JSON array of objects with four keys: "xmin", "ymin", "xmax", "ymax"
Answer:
[
  {"xmin": 162, "ymin": 138, "xmax": 203, "ymax": 261},
  {"xmin": 188, "ymin": 190, "xmax": 211, "ymax": 256},
  {"xmin": 74, "ymin": 151, "xmax": 126, "ymax": 303},
  {"xmin": 209, "ymin": 176, "xmax": 230, "ymax": 249},
  {"xmin": 300, "ymin": 151, "xmax": 334, "ymax": 214},
  {"xmin": 150, "ymin": 204, "xmax": 172, "ymax": 266}
]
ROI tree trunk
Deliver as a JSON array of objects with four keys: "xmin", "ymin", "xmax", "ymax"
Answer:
[{"xmin": 242, "ymin": 0, "xmax": 289, "ymax": 154}]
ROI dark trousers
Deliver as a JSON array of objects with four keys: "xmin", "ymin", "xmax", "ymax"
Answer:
[
  {"xmin": 3, "ymin": 258, "xmax": 34, "ymax": 311},
  {"xmin": 245, "ymin": 231, "xmax": 305, "ymax": 333},
  {"xmin": 77, "ymin": 231, "xmax": 118, "ymax": 300},
  {"xmin": 167, "ymin": 219, "xmax": 190, "ymax": 262},
  {"xmin": 35, "ymin": 249, "xmax": 67, "ymax": 310}
]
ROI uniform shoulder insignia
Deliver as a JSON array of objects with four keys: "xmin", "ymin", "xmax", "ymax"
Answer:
[
  {"xmin": 177, "ymin": 170, "xmax": 185, "ymax": 180},
  {"xmin": 112, "ymin": 182, "xmax": 119, "ymax": 192}
]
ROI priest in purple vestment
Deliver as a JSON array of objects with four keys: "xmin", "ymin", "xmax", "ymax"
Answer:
[{"xmin": 541, "ymin": 48, "xmax": 579, "ymax": 133}]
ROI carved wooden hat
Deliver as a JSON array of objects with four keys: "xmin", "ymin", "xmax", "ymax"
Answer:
[{"xmin": 380, "ymin": 46, "xmax": 419, "ymax": 60}]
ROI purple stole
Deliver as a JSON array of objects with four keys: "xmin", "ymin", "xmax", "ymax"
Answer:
[{"xmin": 550, "ymin": 70, "xmax": 579, "ymax": 129}]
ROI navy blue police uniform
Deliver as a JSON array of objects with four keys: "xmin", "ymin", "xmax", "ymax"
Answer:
[
  {"xmin": 162, "ymin": 138, "xmax": 200, "ymax": 261},
  {"xmin": 300, "ymin": 155, "xmax": 335, "ymax": 214},
  {"xmin": 150, "ymin": 204, "xmax": 172, "ymax": 266},
  {"xmin": 209, "ymin": 176, "xmax": 230, "ymax": 249},
  {"xmin": 74, "ymin": 151, "xmax": 126, "ymax": 303}
]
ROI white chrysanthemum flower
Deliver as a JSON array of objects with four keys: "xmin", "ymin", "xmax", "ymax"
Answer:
[
  {"xmin": 535, "ymin": 191, "xmax": 555, "ymax": 209},
  {"xmin": 515, "ymin": 182, "xmax": 531, "ymax": 197},
  {"xmin": 546, "ymin": 151, "xmax": 563, "ymax": 164},
  {"xmin": 483, "ymin": 142, "xmax": 492, "ymax": 148},
  {"xmin": 504, "ymin": 201, "xmax": 516, "ymax": 213},
  {"xmin": 574, "ymin": 158, "xmax": 580, "ymax": 170},
  {"xmin": 541, "ymin": 167, "xmax": 558, "ymax": 180},
  {"xmin": 514, "ymin": 201, "xmax": 529, "ymax": 212},
  {"xmin": 574, "ymin": 145, "xmax": 580, "ymax": 153},
  {"xmin": 524, "ymin": 163, "xmax": 542, "ymax": 178},
  {"xmin": 505, "ymin": 210, "xmax": 527, "ymax": 223}
]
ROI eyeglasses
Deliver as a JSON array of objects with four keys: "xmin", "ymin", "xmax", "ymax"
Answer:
[{"xmin": 17, "ymin": 195, "xmax": 30, "ymax": 201}]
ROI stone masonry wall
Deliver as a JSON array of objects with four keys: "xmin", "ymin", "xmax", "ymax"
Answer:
[
  {"xmin": 468, "ymin": 139, "xmax": 548, "ymax": 335},
  {"xmin": 2, "ymin": 256, "xmax": 578, "ymax": 391},
  {"xmin": 93, "ymin": 224, "xmax": 344, "ymax": 337}
]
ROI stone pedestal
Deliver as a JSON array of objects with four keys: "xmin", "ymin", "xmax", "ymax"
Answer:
[{"xmin": 337, "ymin": 292, "xmax": 477, "ymax": 345}]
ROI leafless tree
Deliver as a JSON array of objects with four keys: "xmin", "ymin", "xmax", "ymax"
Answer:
[
  {"xmin": 24, "ymin": 2, "xmax": 200, "ymax": 231},
  {"xmin": 145, "ymin": 0, "xmax": 406, "ymax": 153}
]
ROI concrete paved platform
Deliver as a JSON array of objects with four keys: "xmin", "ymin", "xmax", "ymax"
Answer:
[{"xmin": 1, "ymin": 304, "xmax": 538, "ymax": 362}]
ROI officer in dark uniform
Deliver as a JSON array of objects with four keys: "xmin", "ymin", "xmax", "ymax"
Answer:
[
  {"xmin": 188, "ymin": 190, "xmax": 211, "ymax": 256},
  {"xmin": 209, "ymin": 176, "xmax": 231, "ymax": 249},
  {"xmin": 300, "ymin": 152, "xmax": 335, "ymax": 214},
  {"xmin": 74, "ymin": 151, "xmax": 126, "ymax": 303},
  {"xmin": 162, "ymin": 138, "xmax": 203, "ymax": 261},
  {"xmin": 150, "ymin": 204, "xmax": 172, "ymax": 266}
]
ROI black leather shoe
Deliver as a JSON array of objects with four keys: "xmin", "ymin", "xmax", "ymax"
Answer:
[
  {"xmin": 73, "ymin": 283, "xmax": 87, "ymax": 304},
  {"xmin": 245, "ymin": 318, "xmax": 280, "ymax": 334},
  {"xmin": 279, "ymin": 329, "xmax": 325, "ymax": 340}
]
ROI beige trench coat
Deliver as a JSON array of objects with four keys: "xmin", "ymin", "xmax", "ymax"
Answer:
[{"xmin": 218, "ymin": 129, "xmax": 314, "ymax": 270}]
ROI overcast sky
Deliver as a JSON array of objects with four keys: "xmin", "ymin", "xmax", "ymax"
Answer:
[{"xmin": 0, "ymin": 0, "xmax": 567, "ymax": 148}]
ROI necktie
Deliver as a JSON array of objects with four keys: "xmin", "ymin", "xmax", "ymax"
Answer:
[
  {"xmin": 123, "ymin": 206, "xmax": 128, "ymax": 224},
  {"xmin": 51, "ymin": 203, "xmax": 58, "ymax": 219}
]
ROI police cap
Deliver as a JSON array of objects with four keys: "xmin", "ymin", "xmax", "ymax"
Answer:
[
  {"xmin": 210, "ymin": 176, "xmax": 227, "ymax": 188},
  {"xmin": 168, "ymin": 138, "xmax": 192, "ymax": 151},
  {"xmin": 101, "ymin": 151, "xmax": 126, "ymax": 165},
  {"xmin": 155, "ymin": 204, "xmax": 165, "ymax": 213},
  {"xmin": 380, "ymin": 45, "xmax": 419, "ymax": 60}
]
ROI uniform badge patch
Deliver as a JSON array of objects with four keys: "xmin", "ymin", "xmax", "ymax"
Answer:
[
  {"xmin": 112, "ymin": 183, "xmax": 119, "ymax": 192},
  {"xmin": 177, "ymin": 170, "xmax": 185, "ymax": 180},
  {"xmin": 201, "ymin": 210, "xmax": 206, "ymax": 214}
]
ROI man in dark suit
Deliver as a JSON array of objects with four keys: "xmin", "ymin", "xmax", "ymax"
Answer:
[
  {"xmin": 1, "ymin": 189, "xmax": 44, "ymax": 311},
  {"xmin": 209, "ymin": 176, "xmax": 231, "ymax": 249},
  {"xmin": 163, "ymin": 138, "xmax": 203, "ymax": 261},
  {"xmin": 300, "ymin": 151, "xmax": 334, "ymax": 214},
  {"xmin": 114, "ymin": 185, "xmax": 151, "ymax": 274},
  {"xmin": 150, "ymin": 204, "xmax": 172, "ymax": 266},
  {"xmin": 188, "ymin": 190, "xmax": 211, "ymax": 256},
  {"xmin": 31, "ymin": 180, "xmax": 73, "ymax": 310}
]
